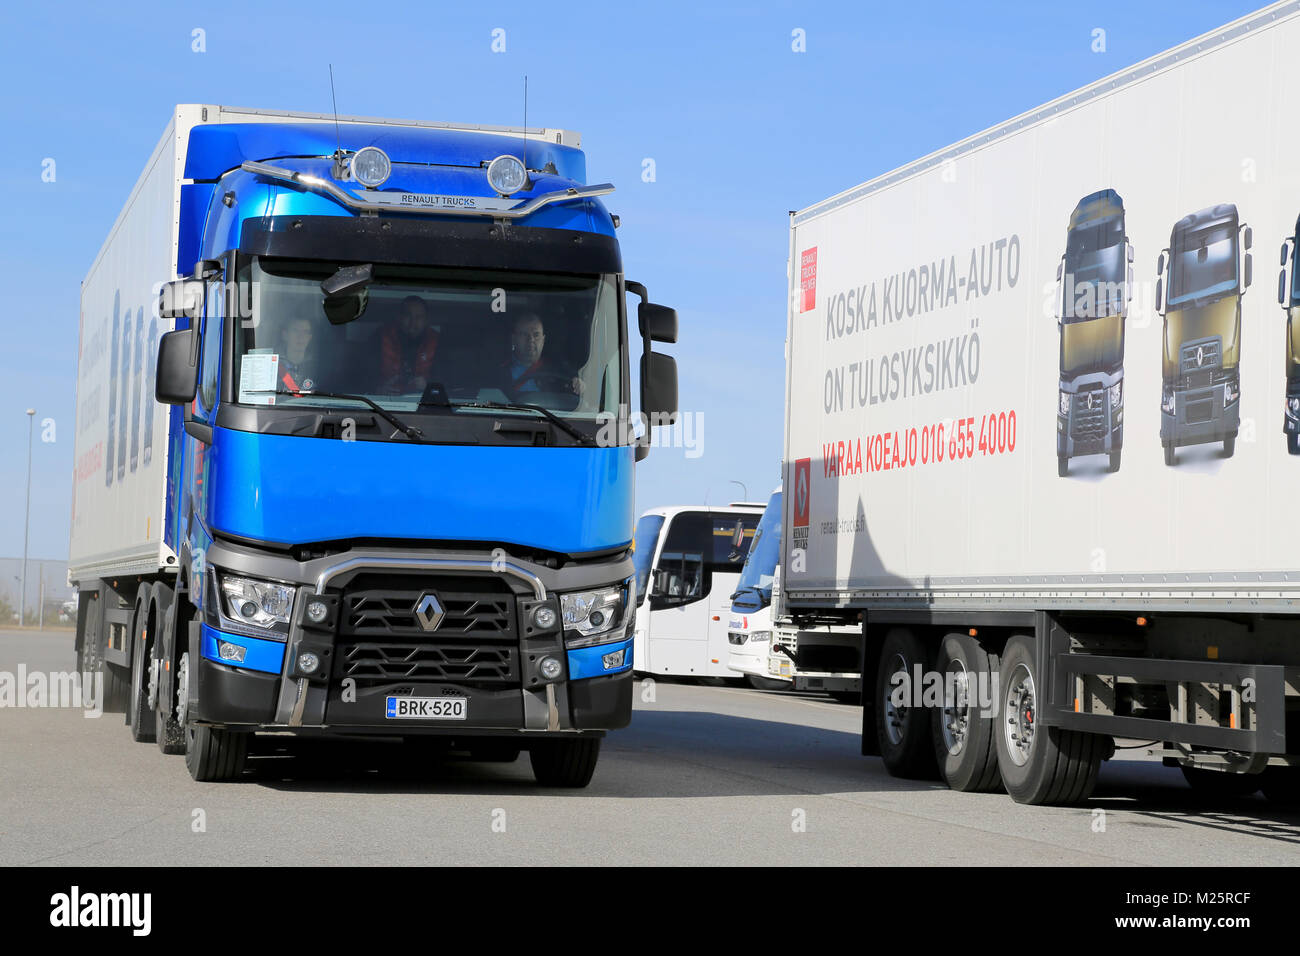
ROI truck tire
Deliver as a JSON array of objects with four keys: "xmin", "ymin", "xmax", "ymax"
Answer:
[
  {"xmin": 127, "ymin": 592, "xmax": 156, "ymax": 743},
  {"xmin": 1288, "ymin": 434, "xmax": 1300, "ymax": 456},
  {"xmin": 186, "ymin": 725, "xmax": 250, "ymax": 782},
  {"xmin": 748, "ymin": 675, "xmax": 788, "ymax": 691},
  {"xmin": 529, "ymin": 738, "xmax": 600, "ymax": 787},
  {"xmin": 1108, "ymin": 450, "xmax": 1121, "ymax": 473},
  {"xmin": 1057, "ymin": 456, "xmax": 1068, "ymax": 477},
  {"xmin": 179, "ymin": 649, "xmax": 249, "ymax": 781},
  {"xmin": 875, "ymin": 628, "xmax": 939, "ymax": 779},
  {"xmin": 1223, "ymin": 435, "xmax": 1236, "ymax": 457},
  {"xmin": 155, "ymin": 604, "xmax": 186, "ymax": 755},
  {"xmin": 931, "ymin": 633, "xmax": 1002, "ymax": 792},
  {"xmin": 1163, "ymin": 443, "xmax": 1175, "ymax": 466},
  {"xmin": 1180, "ymin": 766, "xmax": 1260, "ymax": 798},
  {"xmin": 994, "ymin": 635, "xmax": 1103, "ymax": 805}
]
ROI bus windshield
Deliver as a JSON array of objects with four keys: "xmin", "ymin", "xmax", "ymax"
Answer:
[
  {"xmin": 633, "ymin": 513, "xmax": 665, "ymax": 601},
  {"xmin": 735, "ymin": 491, "xmax": 782, "ymax": 599}
]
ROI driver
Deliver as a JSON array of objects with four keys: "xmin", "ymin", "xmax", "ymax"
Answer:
[
  {"xmin": 278, "ymin": 317, "xmax": 320, "ymax": 392},
  {"xmin": 379, "ymin": 295, "xmax": 440, "ymax": 393},
  {"xmin": 501, "ymin": 312, "xmax": 579, "ymax": 396}
]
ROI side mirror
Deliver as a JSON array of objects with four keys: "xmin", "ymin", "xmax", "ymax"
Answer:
[
  {"xmin": 156, "ymin": 328, "xmax": 199, "ymax": 405},
  {"xmin": 158, "ymin": 279, "xmax": 204, "ymax": 321},
  {"xmin": 1154, "ymin": 278, "xmax": 1163, "ymax": 314},
  {"xmin": 1244, "ymin": 253, "xmax": 1253, "ymax": 290},
  {"xmin": 641, "ymin": 352, "xmax": 678, "ymax": 425},
  {"xmin": 1281, "ymin": 241, "xmax": 1291, "ymax": 268},
  {"xmin": 639, "ymin": 302, "xmax": 678, "ymax": 344},
  {"xmin": 1243, "ymin": 226, "xmax": 1253, "ymax": 251},
  {"xmin": 1126, "ymin": 266, "xmax": 1134, "ymax": 303},
  {"xmin": 1280, "ymin": 270, "xmax": 1288, "ymax": 307},
  {"xmin": 1127, "ymin": 241, "xmax": 1135, "ymax": 264},
  {"xmin": 1055, "ymin": 260, "xmax": 1064, "ymax": 282},
  {"xmin": 321, "ymin": 263, "xmax": 373, "ymax": 325}
]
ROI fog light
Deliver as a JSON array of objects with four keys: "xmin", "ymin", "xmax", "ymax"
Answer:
[
  {"xmin": 532, "ymin": 606, "xmax": 557, "ymax": 629},
  {"xmin": 602, "ymin": 648, "xmax": 626, "ymax": 670},
  {"xmin": 217, "ymin": 641, "xmax": 246, "ymax": 663},
  {"xmin": 350, "ymin": 146, "xmax": 391, "ymax": 188},
  {"xmin": 297, "ymin": 652, "xmax": 321, "ymax": 675},
  {"xmin": 306, "ymin": 601, "xmax": 328, "ymax": 624},
  {"xmin": 539, "ymin": 656, "xmax": 563, "ymax": 680}
]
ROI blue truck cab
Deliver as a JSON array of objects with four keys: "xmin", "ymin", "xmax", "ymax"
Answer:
[{"xmin": 128, "ymin": 108, "xmax": 679, "ymax": 784}]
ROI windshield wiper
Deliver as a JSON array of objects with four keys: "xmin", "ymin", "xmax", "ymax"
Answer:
[
  {"xmin": 246, "ymin": 388, "xmax": 426, "ymax": 440},
  {"xmin": 449, "ymin": 400, "xmax": 593, "ymax": 446}
]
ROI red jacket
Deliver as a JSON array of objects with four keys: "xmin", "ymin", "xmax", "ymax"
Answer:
[{"xmin": 380, "ymin": 326, "xmax": 440, "ymax": 390}]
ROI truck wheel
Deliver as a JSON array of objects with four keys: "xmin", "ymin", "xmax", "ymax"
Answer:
[
  {"xmin": 1163, "ymin": 443, "xmax": 1175, "ymax": 466},
  {"xmin": 1179, "ymin": 766, "xmax": 1260, "ymax": 798},
  {"xmin": 179, "ymin": 651, "xmax": 249, "ymax": 781},
  {"xmin": 1259, "ymin": 767, "xmax": 1300, "ymax": 805},
  {"xmin": 931, "ymin": 633, "xmax": 1002, "ymax": 792},
  {"xmin": 155, "ymin": 605, "xmax": 186, "ymax": 755},
  {"xmin": 529, "ymin": 738, "xmax": 601, "ymax": 787},
  {"xmin": 1057, "ymin": 456, "xmax": 1068, "ymax": 477},
  {"xmin": 1223, "ymin": 435, "xmax": 1236, "ymax": 457},
  {"xmin": 127, "ymin": 600, "xmax": 156, "ymax": 743},
  {"xmin": 748, "ymin": 675, "xmax": 788, "ymax": 691},
  {"xmin": 1288, "ymin": 434, "xmax": 1300, "ymax": 456},
  {"xmin": 994, "ymin": 635, "xmax": 1103, "ymax": 805},
  {"xmin": 875, "ymin": 628, "xmax": 939, "ymax": 779},
  {"xmin": 1107, "ymin": 450, "xmax": 1121, "ymax": 473}
]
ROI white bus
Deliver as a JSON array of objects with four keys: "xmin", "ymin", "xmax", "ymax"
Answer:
[
  {"xmin": 631, "ymin": 504, "xmax": 763, "ymax": 678},
  {"xmin": 727, "ymin": 487, "xmax": 791, "ymax": 689}
]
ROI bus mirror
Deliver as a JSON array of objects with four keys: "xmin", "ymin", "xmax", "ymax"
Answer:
[
  {"xmin": 1243, "ymin": 226, "xmax": 1253, "ymax": 251},
  {"xmin": 1281, "ymin": 241, "xmax": 1290, "ymax": 268},
  {"xmin": 1154, "ymin": 278, "xmax": 1163, "ymax": 314},
  {"xmin": 1244, "ymin": 253, "xmax": 1253, "ymax": 290},
  {"xmin": 1280, "ymin": 270, "xmax": 1288, "ymax": 307}
]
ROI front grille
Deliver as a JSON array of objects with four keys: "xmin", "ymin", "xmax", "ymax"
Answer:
[
  {"xmin": 338, "ymin": 641, "xmax": 516, "ymax": 685},
  {"xmin": 1181, "ymin": 338, "xmax": 1221, "ymax": 376},
  {"xmin": 333, "ymin": 574, "xmax": 519, "ymax": 689},
  {"xmin": 1071, "ymin": 388, "xmax": 1107, "ymax": 440}
]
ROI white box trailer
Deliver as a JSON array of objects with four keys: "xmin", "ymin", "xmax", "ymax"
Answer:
[{"xmin": 781, "ymin": 2, "xmax": 1300, "ymax": 804}]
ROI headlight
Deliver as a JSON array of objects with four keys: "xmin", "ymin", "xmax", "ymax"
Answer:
[
  {"xmin": 1288, "ymin": 397, "xmax": 1300, "ymax": 418},
  {"xmin": 1108, "ymin": 381, "xmax": 1122, "ymax": 409},
  {"xmin": 220, "ymin": 574, "xmax": 295, "ymax": 630},
  {"xmin": 1059, "ymin": 391, "xmax": 1070, "ymax": 416},
  {"xmin": 1223, "ymin": 378, "xmax": 1240, "ymax": 406},
  {"xmin": 750, "ymin": 630, "xmax": 772, "ymax": 643},
  {"xmin": 561, "ymin": 581, "xmax": 632, "ymax": 647},
  {"xmin": 1161, "ymin": 386, "xmax": 1175, "ymax": 415}
]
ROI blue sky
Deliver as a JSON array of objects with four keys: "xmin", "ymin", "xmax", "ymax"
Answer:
[{"xmin": 0, "ymin": 0, "xmax": 1263, "ymax": 560}]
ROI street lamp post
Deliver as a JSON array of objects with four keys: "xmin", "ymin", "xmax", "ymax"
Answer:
[{"xmin": 21, "ymin": 408, "xmax": 34, "ymax": 628}]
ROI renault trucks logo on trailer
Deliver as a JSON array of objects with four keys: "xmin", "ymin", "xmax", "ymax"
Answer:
[
  {"xmin": 800, "ymin": 247, "xmax": 818, "ymax": 313},
  {"xmin": 413, "ymin": 593, "xmax": 445, "ymax": 631},
  {"xmin": 792, "ymin": 457, "xmax": 811, "ymax": 558}
]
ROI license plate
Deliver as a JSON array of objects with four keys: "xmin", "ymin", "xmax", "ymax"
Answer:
[
  {"xmin": 771, "ymin": 659, "xmax": 792, "ymax": 677},
  {"xmin": 385, "ymin": 696, "xmax": 467, "ymax": 720}
]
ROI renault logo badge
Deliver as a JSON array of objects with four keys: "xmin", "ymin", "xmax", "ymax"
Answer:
[
  {"xmin": 414, "ymin": 593, "xmax": 445, "ymax": 631},
  {"xmin": 1196, "ymin": 345, "xmax": 1205, "ymax": 367}
]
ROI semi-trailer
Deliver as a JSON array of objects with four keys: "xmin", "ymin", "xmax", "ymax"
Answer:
[
  {"xmin": 71, "ymin": 104, "xmax": 678, "ymax": 785},
  {"xmin": 780, "ymin": 3, "xmax": 1300, "ymax": 805}
]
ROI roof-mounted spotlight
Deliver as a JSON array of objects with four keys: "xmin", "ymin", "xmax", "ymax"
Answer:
[
  {"xmin": 486, "ymin": 154, "xmax": 528, "ymax": 197},
  {"xmin": 349, "ymin": 146, "xmax": 391, "ymax": 189}
]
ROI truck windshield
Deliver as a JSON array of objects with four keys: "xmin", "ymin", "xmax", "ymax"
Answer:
[
  {"xmin": 633, "ymin": 514, "xmax": 665, "ymax": 600},
  {"xmin": 1168, "ymin": 223, "xmax": 1238, "ymax": 307},
  {"xmin": 735, "ymin": 491, "xmax": 782, "ymax": 599},
  {"xmin": 1060, "ymin": 313, "xmax": 1124, "ymax": 374},
  {"xmin": 234, "ymin": 258, "xmax": 623, "ymax": 421},
  {"xmin": 1062, "ymin": 218, "xmax": 1125, "ymax": 319}
]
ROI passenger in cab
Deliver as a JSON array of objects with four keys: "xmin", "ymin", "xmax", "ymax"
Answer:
[
  {"xmin": 380, "ymin": 295, "xmax": 440, "ymax": 393},
  {"xmin": 501, "ymin": 312, "xmax": 580, "ymax": 397}
]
